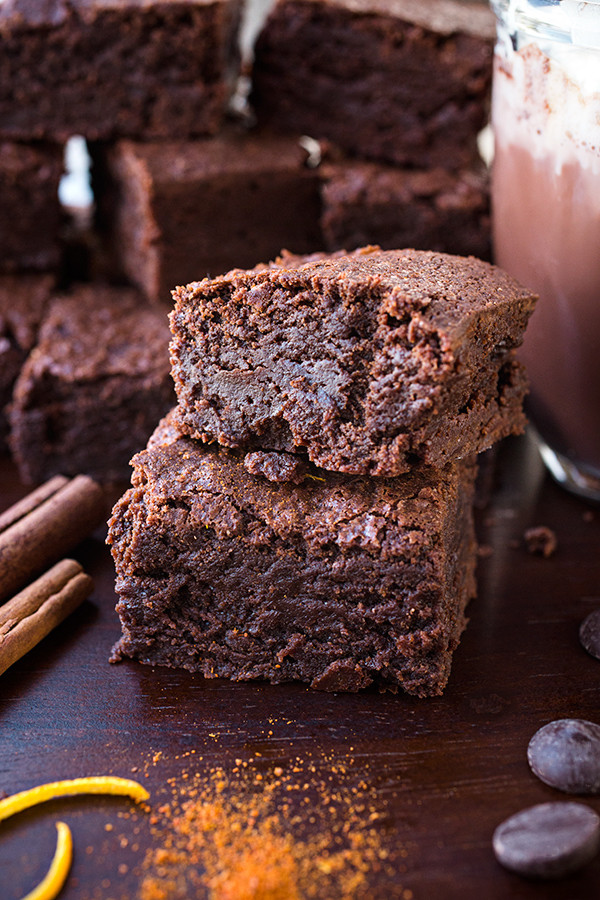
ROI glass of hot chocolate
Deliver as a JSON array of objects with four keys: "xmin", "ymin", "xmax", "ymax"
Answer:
[{"xmin": 490, "ymin": 0, "xmax": 600, "ymax": 500}]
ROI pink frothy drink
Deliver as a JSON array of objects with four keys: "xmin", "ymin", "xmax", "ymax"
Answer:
[{"xmin": 490, "ymin": 0, "xmax": 600, "ymax": 499}]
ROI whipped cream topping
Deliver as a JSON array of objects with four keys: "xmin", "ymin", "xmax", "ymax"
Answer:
[{"xmin": 492, "ymin": 2, "xmax": 600, "ymax": 173}]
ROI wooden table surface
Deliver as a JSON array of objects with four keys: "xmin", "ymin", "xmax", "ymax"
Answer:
[{"xmin": 1, "ymin": 432, "xmax": 599, "ymax": 900}]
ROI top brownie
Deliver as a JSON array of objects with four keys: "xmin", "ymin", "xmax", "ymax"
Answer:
[
  {"xmin": 0, "ymin": 0, "xmax": 242, "ymax": 141},
  {"xmin": 170, "ymin": 247, "xmax": 537, "ymax": 476},
  {"xmin": 251, "ymin": 0, "xmax": 494, "ymax": 170}
]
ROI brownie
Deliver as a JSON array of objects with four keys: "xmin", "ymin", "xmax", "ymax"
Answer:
[
  {"xmin": 170, "ymin": 247, "xmax": 537, "ymax": 477},
  {"xmin": 91, "ymin": 129, "xmax": 324, "ymax": 303},
  {"xmin": 0, "ymin": 274, "xmax": 54, "ymax": 449},
  {"xmin": 108, "ymin": 411, "xmax": 478, "ymax": 695},
  {"xmin": 8, "ymin": 285, "xmax": 175, "ymax": 483},
  {"xmin": 0, "ymin": 141, "xmax": 63, "ymax": 273},
  {"xmin": 251, "ymin": 0, "xmax": 495, "ymax": 170},
  {"xmin": 321, "ymin": 159, "xmax": 491, "ymax": 262},
  {"xmin": 0, "ymin": 0, "xmax": 242, "ymax": 142}
]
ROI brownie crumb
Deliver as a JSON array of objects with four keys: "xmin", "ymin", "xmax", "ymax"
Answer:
[
  {"xmin": 243, "ymin": 450, "xmax": 308, "ymax": 484},
  {"xmin": 524, "ymin": 526, "xmax": 558, "ymax": 558}
]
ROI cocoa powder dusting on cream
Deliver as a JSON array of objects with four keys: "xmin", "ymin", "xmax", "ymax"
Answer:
[{"xmin": 138, "ymin": 752, "xmax": 406, "ymax": 900}]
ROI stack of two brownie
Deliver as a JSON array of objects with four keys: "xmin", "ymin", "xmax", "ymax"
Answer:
[{"xmin": 108, "ymin": 246, "xmax": 537, "ymax": 696}]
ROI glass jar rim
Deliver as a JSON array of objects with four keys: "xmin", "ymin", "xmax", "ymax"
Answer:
[
  {"xmin": 491, "ymin": 0, "xmax": 600, "ymax": 46},
  {"xmin": 491, "ymin": 1, "xmax": 600, "ymax": 10},
  {"xmin": 492, "ymin": 1, "xmax": 600, "ymax": 9}
]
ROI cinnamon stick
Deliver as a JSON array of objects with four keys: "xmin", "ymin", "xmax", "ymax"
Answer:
[
  {"xmin": 0, "ymin": 475, "xmax": 105, "ymax": 603},
  {"xmin": 0, "ymin": 475, "xmax": 69, "ymax": 532},
  {"xmin": 0, "ymin": 558, "xmax": 93, "ymax": 676}
]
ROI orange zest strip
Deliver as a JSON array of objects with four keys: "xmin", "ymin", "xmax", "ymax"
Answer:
[
  {"xmin": 20, "ymin": 821, "xmax": 72, "ymax": 900},
  {"xmin": 0, "ymin": 776, "xmax": 149, "ymax": 822}
]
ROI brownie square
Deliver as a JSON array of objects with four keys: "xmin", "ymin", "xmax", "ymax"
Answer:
[
  {"xmin": 321, "ymin": 159, "xmax": 491, "ymax": 262},
  {"xmin": 0, "ymin": 141, "xmax": 63, "ymax": 273},
  {"xmin": 0, "ymin": 274, "xmax": 54, "ymax": 449},
  {"xmin": 9, "ymin": 285, "xmax": 175, "ymax": 483},
  {"xmin": 0, "ymin": 0, "xmax": 242, "ymax": 142},
  {"xmin": 108, "ymin": 412, "xmax": 478, "ymax": 696},
  {"xmin": 251, "ymin": 0, "xmax": 495, "ymax": 170},
  {"xmin": 170, "ymin": 247, "xmax": 537, "ymax": 477},
  {"xmin": 91, "ymin": 130, "xmax": 324, "ymax": 303}
]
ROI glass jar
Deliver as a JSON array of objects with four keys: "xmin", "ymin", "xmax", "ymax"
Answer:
[{"xmin": 490, "ymin": 0, "xmax": 600, "ymax": 499}]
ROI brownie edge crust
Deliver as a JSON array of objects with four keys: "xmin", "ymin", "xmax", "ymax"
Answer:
[{"xmin": 108, "ymin": 415, "xmax": 478, "ymax": 696}]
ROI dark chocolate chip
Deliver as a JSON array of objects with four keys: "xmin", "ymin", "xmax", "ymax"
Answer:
[
  {"xmin": 580, "ymin": 609, "xmax": 600, "ymax": 661},
  {"xmin": 493, "ymin": 802, "xmax": 600, "ymax": 879},
  {"xmin": 528, "ymin": 719, "xmax": 600, "ymax": 794}
]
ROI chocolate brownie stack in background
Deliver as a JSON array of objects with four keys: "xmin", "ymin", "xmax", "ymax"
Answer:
[
  {"xmin": 92, "ymin": 0, "xmax": 495, "ymax": 304},
  {"xmin": 108, "ymin": 247, "xmax": 537, "ymax": 696},
  {"xmin": 90, "ymin": 128, "xmax": 325, "ymax": 303},
  {"xmin": 252, "ymin": 0, "xmax": 495, "ymax": 260},
  {"xmin": 0, "ymin": 0, "xmax": 243, "ymax": 481},
  {"xmin": 0, "ymin": 0, "xmax": 495, "ymax": 487}
]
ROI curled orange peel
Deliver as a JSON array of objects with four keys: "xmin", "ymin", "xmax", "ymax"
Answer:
[
  {"xmin": 20, "ymin": 821, "xmax": 72, "ymax": 900},
  {"xmin": 1, "ymin": 777, "xmax": 150, "ymax": 900},
  {"xmin": 0, "ymin": 775, "xmax": 149, "ymax": 821}
]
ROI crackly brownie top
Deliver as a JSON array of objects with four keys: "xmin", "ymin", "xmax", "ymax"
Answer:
[
  {"xmin": 178, "ymin": 246, "xmax": 536, "ymax": 340},
  {"xmin": 26, "ymin": 285, "xmax": 170, "ymax": 382},
  {"xmin": 130, "ymin": 409, "xmax": 476, "ymax": 557},
  {"xmin": 263, "ymin": 0, "xmax": 495, "ymax": 39}
]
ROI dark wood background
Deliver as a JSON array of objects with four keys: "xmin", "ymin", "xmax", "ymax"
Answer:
[{"xmin": 1, "ymin": 433, "xmax": 599, "ymax": 900}]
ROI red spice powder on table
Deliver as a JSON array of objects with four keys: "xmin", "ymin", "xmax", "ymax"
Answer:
[{"xmin": 138, "ymin": 751, "xmax": 409, "ymax": 900}]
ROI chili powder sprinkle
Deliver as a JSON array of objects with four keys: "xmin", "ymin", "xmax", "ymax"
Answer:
[{"xmin": 138, "ymin": 751, "xmax": 406, "ymax": 900}]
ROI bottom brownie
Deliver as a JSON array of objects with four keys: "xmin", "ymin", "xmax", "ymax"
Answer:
[{"xmin": 108, "ymin": 413, "xmax": 478, "ymax": 696}]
